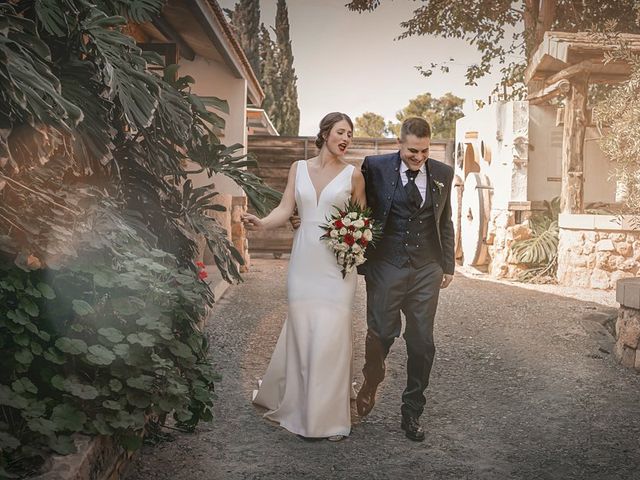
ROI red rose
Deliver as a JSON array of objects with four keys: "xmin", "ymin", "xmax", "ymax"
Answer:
[
  {"xmin": 364, "ymin": 219, "xmax": 370, "ymax": 227},
  {"xmin": 335, "ymin": 219, "xmax": 344, "ymax": 228},
  {"xmin": 195, "ymin": 261, "xmax": 205, "ymax": 268},
  {"xmin": 344, "ymin": 234, "xmax": 355, "ymax": 246},
  {"xmin": 198, "ymin": 270, "xmax": 208, "ymax": 280},
  {"xmin": 348, "ymin": 225, "xmax": 355, "ymax": 231},
  {"xmin": 360, "ymin": 239, "xmax": 368, "ymax": 247}
]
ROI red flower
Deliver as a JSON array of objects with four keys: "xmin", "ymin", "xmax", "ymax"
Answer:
[
  {"xmin": 360, "ymin": 239, "xmax": 368, "ymax": 247},
  {"xmin": 195, "ymin": 261, "xmax": 205, "ymax": 268},
  {"xmin": 198, "ymin": 269, "xmax": 208, "ymax": 280},
  {"xmin": 335, "ymin": 219, "xmax": 344, "ymax": 229},
  {"xmin": 344, "ymin": 233, "xmax": 355, "ymax": 246},
  {"xmin": 348, "ymin": 225, "xmax": 355, "ymax": 231},
  {"xmin": 364, "ymin": 219, "xmax": 370, "ymax": 227}
]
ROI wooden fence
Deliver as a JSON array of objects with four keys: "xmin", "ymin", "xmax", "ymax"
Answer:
[{"xmin": 247, "ymin": 136, "xmax": 454, "ymax": 255}]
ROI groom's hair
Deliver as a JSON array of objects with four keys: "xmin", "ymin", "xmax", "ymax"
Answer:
[{"xmin": 400, "ymin": 117, "xmax": 431, "ymax": 140}]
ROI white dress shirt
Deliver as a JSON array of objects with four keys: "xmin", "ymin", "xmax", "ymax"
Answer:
[{"xmin": 400, "ymin": 161, "xmax": 427, "ymax": 207}]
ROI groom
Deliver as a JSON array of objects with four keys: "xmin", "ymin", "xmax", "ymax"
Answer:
[{"xmin": 356, "ymin": 117, "xmax": 454, "ymax": 442}]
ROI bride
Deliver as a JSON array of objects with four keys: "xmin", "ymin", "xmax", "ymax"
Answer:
[{"xmin": 242, "ymin": 112, "xmax": 366, "ymax": 441}]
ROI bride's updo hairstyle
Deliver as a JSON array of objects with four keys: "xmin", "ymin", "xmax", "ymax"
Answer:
[{"xmin": 315, "ymin": 112, "xmax": 354, "ymax": 149}]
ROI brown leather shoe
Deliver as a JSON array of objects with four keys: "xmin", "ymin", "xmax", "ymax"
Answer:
[
  {"xmin": 356, "ymin": 330, "xmax": 387, "ymax": 417},
  {"xmin": 356, "ymin": 380, "xmax": 377, "ymax": 417}
]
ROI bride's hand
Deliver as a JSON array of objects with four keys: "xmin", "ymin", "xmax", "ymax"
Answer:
[{"xmin": 242, "ymin": 213, "xmax": 264, "ymax": 230}]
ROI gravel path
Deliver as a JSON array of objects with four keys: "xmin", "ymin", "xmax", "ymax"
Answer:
[{"xmin": 127, "ymin": 257, "xmax": 640, "ymax": 480}]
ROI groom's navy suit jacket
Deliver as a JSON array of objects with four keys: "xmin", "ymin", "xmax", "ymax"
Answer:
[{"xmin": 360, "ymin": 152, "xmax": 455, "ymax": 276}]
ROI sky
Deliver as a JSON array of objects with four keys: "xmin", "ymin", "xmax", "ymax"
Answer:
[{"xmin": 218, "ymin": 0, "xmax": 518, "ymax": 136}]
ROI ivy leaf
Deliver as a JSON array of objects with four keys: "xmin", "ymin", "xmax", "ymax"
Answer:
[
  {"xmin": 7, "ymin": 309, "xmax": 29, "ymax": 325},
  {"xmin": 43, "ymin": 347, "xmax": 66, "ymax": 365},
  {"xmin": 0, "ymin": 385, "xmax": 29, "ymax": 409},
  {"xmin": 112, "ymin": 296, "xmax": 145, "ymax": 316},
  {"xmin": 126, "ymin": 390, "xmax": 151, "ymax": 408},
  {"xmin": 19, "ymin": 298, "xmax": 39, "ymax": 317},
  {"xmin": 28, "ymin": 417, "xmax": 59, "ymax": 435},
  {"xmin": 126, "ymin": 375, "xmax": 154, "ymax": 391},
  {"xmin": 48, "ymin": 434, "xmax": 77, "ymax": 455},
  {"xmin": 0, "ymin": 431, "xmax": 20, "ymax": 450},
  {"xmin": 86, "ymin": 344, "xmax": 116, "ymax": 365},
  {"xmin": 102, "ymin": 400, "xmax": 122, "ymax": 410},
  {"xmin": 37, "ymin": 282, "xmax": 56, "ymax": 299},
  {"xmin": 51, "ymin": 375, "xmax": 65, "ymax": 391},
  {"xmin": 72, "ymin": 299, "xmax": 95, "ymax": 316},
  {"xmin": 14, "ymin": 333, "xmax": 30, "ymax": 347},
  {"xmin": 63, "ymin": 378, "xmax": 99, "ymax": 400},
  {"xmin": 109, "ymin": 379, "xmax": 123, "ymax": 392},
  {"xmin": 12, "ymin": 377, "xmax": 38, "ymax": 395},
  {"xmin": 168, "ymin": 341, "xmax": 195, "ymax": 359},
  {"xmin": 15, "ymin": 349, "xmax": 34, "ymax": 365},
  {"xmin": 113, "ymin": 343, "xmax": 130, "ymax": 357},
  {"xmin": 55, "ymin": 337, "xmax": 88, "ymax": 355},
  {"xmin": 51, "ymin": 404, "xmax": 87, "ymax": 431},
  {"xmin": 126, "ymin": 332, "xmax": 156, "ymax": 347},
  {"xmin": 98, "ymin": 327, "xmax": 125, "ymax": 343}
]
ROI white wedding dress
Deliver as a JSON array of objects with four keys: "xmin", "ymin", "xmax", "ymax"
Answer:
[{"xmin": 252, "ymin": 160, "xmax": 358, "ymax": 438}]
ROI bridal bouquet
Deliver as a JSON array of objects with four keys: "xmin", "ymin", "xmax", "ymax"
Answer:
[{"xmin": 320, "ymin": 200, "xmax": 381, "ymax": 278}]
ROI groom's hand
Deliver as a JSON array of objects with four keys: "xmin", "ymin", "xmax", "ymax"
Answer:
[
  {"xmin": 289, "ymin": 214, "xmax": 301, "ymax": 230},
  {"xmin": 441, "ymin": 274, "xmax": 453, "ymax": 289}
]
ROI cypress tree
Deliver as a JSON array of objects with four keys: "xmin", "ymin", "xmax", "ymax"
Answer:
[
  {"xmin": 274, "ymin": 0, "xmax": 300, "ymax": 136},
  {"xmin": 259, "ymin": 23, "xmax": 279, "ymax": 130},
  {"xmin": 227, "ymin": 0, "xmax": 261, "ymax": 84}
]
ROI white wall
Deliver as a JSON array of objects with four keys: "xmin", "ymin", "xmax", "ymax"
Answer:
[
  {"xmin": 178, "ymin": 55, "xmax": 248, "ymax": 196},
  {"xmin": 454, "ymin": 101, "xmax": 529, "ymax": 209},
  {"xmin": 528, "ymin": 106, "xmax": 616, "ymax": 204}
]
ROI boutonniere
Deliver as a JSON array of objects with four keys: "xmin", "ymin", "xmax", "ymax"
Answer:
[{"xmin": 433, "ymin": 179, "xmax": 445, "ymax": 195}]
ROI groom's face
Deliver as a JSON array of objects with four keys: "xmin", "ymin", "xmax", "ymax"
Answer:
[{"xmin": 399, "ymin": 134, "xmax": 431, "ymax": 171}]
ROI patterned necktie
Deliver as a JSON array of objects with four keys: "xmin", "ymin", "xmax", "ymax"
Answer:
[{"xmin": 404, "ymin": 169, "xmax": 422, "ymax": 209}]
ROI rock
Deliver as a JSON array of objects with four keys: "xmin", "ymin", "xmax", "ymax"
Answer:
[
  {"xmin": 615, "ymin": 241, "xmax": 633, "ymax": 257},
  {"xmin": 507, "ymin": 224, "xmax": 531, "ymax": 242},
  {"xmin": 619, "ymin": 313, "xmax": 640, "ymax": 349},
  {"xmin": 590, "ymin": 269, "xmax": 611, "ymax": 290},
  {"xmin": 620, "ymin": 345, "xmax": 637, "ymax": 368},
  {"xmin": 610, "ymin": 271, "xmax": 635, "ymax": 286},
  {"xmin": 595, "ymin": 252, "xmax": 611, "ymax": 270},
  {"xmin": 596, "ymin": 239, "xmax": 615, "ymax": 252}
]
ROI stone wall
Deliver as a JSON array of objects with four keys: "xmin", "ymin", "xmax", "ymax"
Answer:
[
  {"xmin": 615, "ymin": 278, "xmax": 640, "ymax": 372},
  {"xmin": 557, "ymin": 214, "xmax": 640, "ymax": 290},
  {"xmin": 486, "ymin": 209, "xmax": 536, "ymax": 279}
]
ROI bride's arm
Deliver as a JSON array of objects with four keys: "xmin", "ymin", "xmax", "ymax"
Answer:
[
  {"xmin": 242, "ymin": 161, "xmax": 298, "ymax": 230},
  {"xmin": 351, "ymin": 167, "xmax": 367, "ymax": 208}
]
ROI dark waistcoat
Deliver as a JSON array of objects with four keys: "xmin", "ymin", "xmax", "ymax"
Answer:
[{"xmin": 374, "ymin": 172, "xmax": 442, "ymax": 268}]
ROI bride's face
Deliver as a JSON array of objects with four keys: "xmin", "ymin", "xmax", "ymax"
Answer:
[{"xmin": 324, "ymin": 120, "xmax": 353, "ymax": 157}]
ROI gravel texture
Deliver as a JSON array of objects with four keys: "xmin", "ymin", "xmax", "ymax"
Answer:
[{"xmin": 126, "ymin": 257, "xmax": 640, "ymax": 480}]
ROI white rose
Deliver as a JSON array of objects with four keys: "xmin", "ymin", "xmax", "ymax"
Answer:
[
  {"xmin": 330, "ymin": 229, "xmax": 339, "ymax": 238},
  {"xmin": 339, "ymin": 242, "xmax": 349, "ymax": 251},
  {"xmin": 342, "ymin": 217, "xmax": 352, "ymax": 227},
  {"xmin": 352, "ymin": 244, "xmax": 362, "ymax": 254},
  {"xmin": 352, "ymin": 219, "xmax": 365, "ymax": 228},
  {"xmin": 363, "ymin": 229, "xmax": 373, "ymax": 241},
  {"xmin": 349, "ymin": 212, "xmax": 358, "ymax": 219},
  {"xmin": 339, "ymin": 227, "xmax": 347, "ymax": 235},
  {"xmin": 353, "ymin": 230, "xmax": 363, "ymax": 240}
]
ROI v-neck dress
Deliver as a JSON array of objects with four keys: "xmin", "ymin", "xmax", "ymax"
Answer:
[{"xmin": 252, "ymin": 160, "xmax": 358, "ymax": 438}]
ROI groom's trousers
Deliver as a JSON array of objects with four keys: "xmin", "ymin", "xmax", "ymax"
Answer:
[{"xmin": 364, "ymin": 259, "xmax": 443, "ymax": 418}]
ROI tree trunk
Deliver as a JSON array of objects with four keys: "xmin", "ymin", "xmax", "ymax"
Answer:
[{"xmin": 560, "ymin": 78, "xmax": 588, "ymax": 214}]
